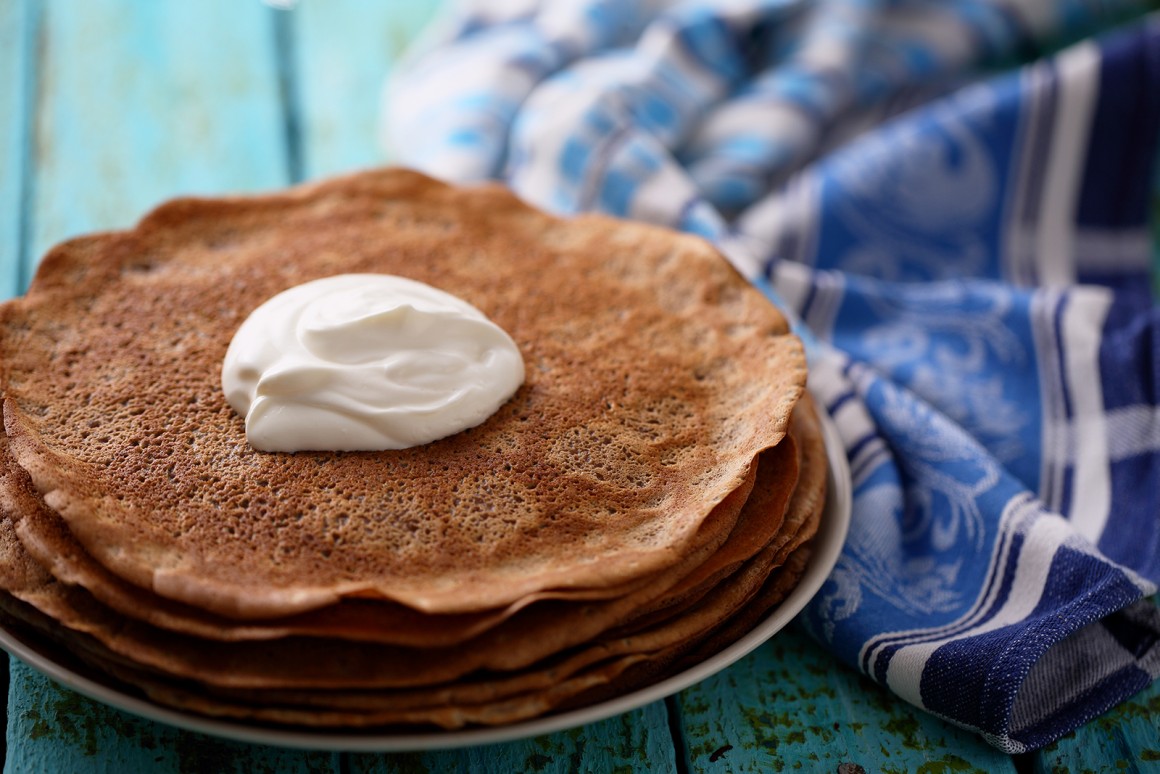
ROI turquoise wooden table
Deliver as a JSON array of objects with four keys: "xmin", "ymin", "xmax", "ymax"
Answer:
[{"xmin": 2, "ymin": 2, "xmax": 1159, "ymax": 772}]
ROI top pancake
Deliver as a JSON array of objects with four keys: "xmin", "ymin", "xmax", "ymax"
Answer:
[{"xmin": 0, "ymin": 168, "xmax": 805, "ymax": 619}]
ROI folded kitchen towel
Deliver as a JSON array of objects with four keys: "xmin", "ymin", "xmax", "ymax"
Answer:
[{"xmin": 384, "ymin": 0, "xmax": 1160, "ymax": 752}]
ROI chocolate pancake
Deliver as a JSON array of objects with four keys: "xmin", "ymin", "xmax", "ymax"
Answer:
[{"xmin": 0, "ymin": 168, "xmax": 806, "ymax": 618}]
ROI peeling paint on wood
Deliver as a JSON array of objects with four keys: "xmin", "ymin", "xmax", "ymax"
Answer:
[
  {"xmin": 348, "ymin": 701, "xmax": 675, "ymax": 774},
  {"xmin": 673, "ymin": 623, "xmax": 1017, "ymax": 773},
  {"xmin": 1027, "ymin": 674, "xmax": 1160, "ymax": 774},
  {"xmin": 6, "ymin": 661, "xmax": 340, "ymax": 774}
]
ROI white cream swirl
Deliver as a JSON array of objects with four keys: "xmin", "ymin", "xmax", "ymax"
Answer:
[{"xmin": 221, "ymin": 274, "xmax": 525, "ymax": 452}]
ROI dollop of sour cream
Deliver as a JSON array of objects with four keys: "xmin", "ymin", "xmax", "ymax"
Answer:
[{"xmin": 221, "ymin": 274, "xmax": 525, "ymax": 452}]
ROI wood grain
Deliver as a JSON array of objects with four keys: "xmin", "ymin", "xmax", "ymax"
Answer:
[
  {"xmin": 348, "ymin": 702, "xmax": 677, "ymax": 774},
  {"xmin": 26, "ymin": 0, "xmax": 289, "ymax": 273},
  {"xmin": 672, "ymin": 623, "xmax": 1018, "ymax": 773},
  {"xmin": 6, "ymin": 661, "xmax": 341, "ymax": 773},
  {"xmin": 292, "ymin": 0, "xmax": 442, "ymax": 179},
  {"xmin": 0, "ymin": 0, "xmax": 35, "ymax": 297}
]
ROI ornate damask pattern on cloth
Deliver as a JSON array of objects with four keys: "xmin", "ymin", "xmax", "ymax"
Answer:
[{"xmin": 385, "ymin": 0, "xmax": 1160, "ymax": 752}]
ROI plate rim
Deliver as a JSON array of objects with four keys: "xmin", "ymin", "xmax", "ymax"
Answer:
[{"xmin": 0, "ymin": 409, "xmax": 851, "ymax": 752}]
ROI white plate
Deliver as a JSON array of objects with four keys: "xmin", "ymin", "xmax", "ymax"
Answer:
[{"xmin": 0, "ymin": 412, "xmax": 851, "ymax": 752}]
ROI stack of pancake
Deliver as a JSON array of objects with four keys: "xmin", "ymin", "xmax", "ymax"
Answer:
[{"xmin": 0, "ymin": 169, "xmax": 824, "ymax": 730}]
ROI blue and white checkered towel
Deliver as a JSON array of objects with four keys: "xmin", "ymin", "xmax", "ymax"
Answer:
[{"xmin": 384, "ymin": 0, "xmax": 1160, "ymax": 752}]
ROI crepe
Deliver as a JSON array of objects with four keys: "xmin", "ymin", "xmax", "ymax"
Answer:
[
  {"xmin": 0, "ymin": 460, "xmax": 821, "ymax": 729},
  {"xmin": 0, "ymin": 404, "xmax": 825, "ymax": 726},
  {"xmin": 0, "ymin": 397, "xmax": 824, "ymax": 714},
  {"xmin": 0, "ymin": 169, "xmax": 806, "ymax": 619},
  {"xmin": 0, "ymin": 430, "xmax": 759, "ymax": 647},
  {"xmin": 0, "ymin": 168, "xmax": 825, "ymax": 731},
  {"xmin": 0, "ymin": 438, "xmax": 781, "ymax": 688},
  {"xmin": 0, "ymin": 523, "xmax": 807, "ymax": 729}
]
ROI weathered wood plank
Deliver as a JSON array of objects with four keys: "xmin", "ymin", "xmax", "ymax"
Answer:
[
  {"xmin": 291, "ymin": 0, "xmax": 442, "ymax": 180},
  {"xmin": 5, "ymin": 661, "xmax": 341, "ymax": 774},
  {"xmin": 349, "ymin": 701, "xmax": 676, "ymax": 774},
  {"xmin": 0, "ymin": 0, "xmax": 35, "ymax": 298},
  {"xmin": 27, "ymin": 0, "xmax": 290, "ymax": 276},
  {"xmin": 673, "ymin": 622, "xmax": 1018, "ymax": 773}
]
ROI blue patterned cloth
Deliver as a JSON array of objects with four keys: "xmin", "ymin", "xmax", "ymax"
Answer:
[{"xmin": 385, "ymin": 0, "xmax": 1160, "ymax": 752}]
